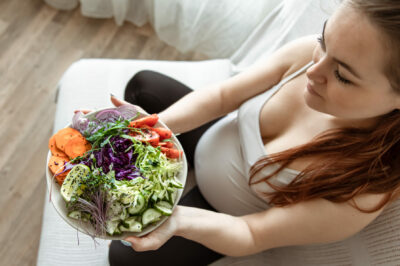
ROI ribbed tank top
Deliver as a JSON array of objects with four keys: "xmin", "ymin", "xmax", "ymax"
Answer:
[{"xmin": 194, "ymin": 62, "xmax": 313, "ymax": 216}]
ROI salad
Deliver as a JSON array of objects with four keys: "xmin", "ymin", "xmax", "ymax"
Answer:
[{"xmin": 47, "ymin": 105, "xmax": 184, "ymax": 238}]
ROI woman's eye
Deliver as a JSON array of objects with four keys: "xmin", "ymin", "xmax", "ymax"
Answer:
[
  {"xmin": 334, "ymin": 70, "xmax": 351, "ymax": 85},
  {"xmin": 317, "ymin": 35, "xmax": 325, "ymax": 51},
  {"xmin": 317, "ymin": 35, "xmax": 323, "ymax": 45}
]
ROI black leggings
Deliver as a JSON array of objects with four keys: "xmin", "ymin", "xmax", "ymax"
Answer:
[{"xmin": 108, "ymin": 71, "xmax": 224, "ymax": 266}]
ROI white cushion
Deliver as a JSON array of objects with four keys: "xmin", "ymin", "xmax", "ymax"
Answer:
[
  {"xmin": 37, "ymin": 58, "xmax": 232, "ymax": 266},
  {"xmin": 53, "ymin": 58, "xmax": 232, "ymax": 131}
]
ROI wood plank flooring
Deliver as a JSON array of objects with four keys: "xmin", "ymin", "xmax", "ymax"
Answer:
[{"xmin": 0, "ymin": 1, "xmax": 206, "ymax": 265}]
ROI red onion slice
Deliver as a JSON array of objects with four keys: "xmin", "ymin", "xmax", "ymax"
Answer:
[
  {"xmin": 72, "ymin": 111, "xmax": 89, "ymax": 133},
  {"xmin": 95, "ymin": 109, "xmax": 122, "ymax": 122},
  {"xmin": 117, "ymin": 105, "xmax": 138, "ymax": 119}
]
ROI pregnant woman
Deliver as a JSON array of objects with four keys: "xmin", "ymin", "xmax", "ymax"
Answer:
[{"xmin": 107, "ymin": 0, "xmax": 400, "ymax": 265}]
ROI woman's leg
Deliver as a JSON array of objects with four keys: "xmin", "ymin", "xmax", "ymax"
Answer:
[
  {"xmin": 108, "ymin": 187, "xmax": 224, "ymax": 266},
  {"xmin": 124, "ymin": 70, "xmax": 222, "ymax": 168}
]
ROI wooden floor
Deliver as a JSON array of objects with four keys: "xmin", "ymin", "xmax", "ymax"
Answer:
[{"xmin": 0, "ymin": 1, "xmax": 206, "ymax": 265}]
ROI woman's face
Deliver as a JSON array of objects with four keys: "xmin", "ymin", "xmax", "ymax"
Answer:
[{"xmin": 304, "ymin": 4, "xmax": 400, "ymax": 127}]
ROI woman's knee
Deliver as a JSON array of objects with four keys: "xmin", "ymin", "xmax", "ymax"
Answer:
[
  {"xmin": 124, "ymin": 69, "xmax": 192, "ymax": 113},
  {"xmin": 124, "ymin": 70, "xmax": 160, "ymax": 101}
]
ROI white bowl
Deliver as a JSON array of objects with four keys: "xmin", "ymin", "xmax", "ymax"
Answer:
[{"xmin": 45, "ymin": 105, "xmax": 188, "ymax": 240}]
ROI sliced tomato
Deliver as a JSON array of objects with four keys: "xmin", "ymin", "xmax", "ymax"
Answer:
[
  {"xmin": 151, "ymin": 127, "xmax": 172, "ymax": 140},
  {"xmin": 129, "ymin": 114, "xmax": 159, "ymax": 128},
  {"xmin": 129, "ymin": 128, "xmax": 160, "ymax": 146},
  {"xmin": 139, "ymin": 125, "xmax": 172, "ymax": 141},
  {"xmin": 160, "ymin": 147, "xmax": 183, "ymax": 159},
  {"xmin": 159, "ymin": 141, "xmax": 174, "ymax": 148}
]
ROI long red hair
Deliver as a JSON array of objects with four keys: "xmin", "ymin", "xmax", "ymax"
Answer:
[{"xmin": 249, "ymin": 0, "xmax": 400, "ymax": 213}]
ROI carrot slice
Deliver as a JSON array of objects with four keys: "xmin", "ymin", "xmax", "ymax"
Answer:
[
  {"xmin": 85, "ymin": 142, "xmax": 92, "ymax": 151},
  {"xmin": 48, "ymin": 155, "xmax": 69, "ymax": 176},
  {"xmin": 64, "ymin": 135, "xmax": 90, "ymax": 159},
  {"xmin": 55, "ymin": 170, "xmax": 70, "ymax": 186},
  {"xmin": 54, "ymin": 127, "xmax": 82, "ymax": 151},
  {"xmin": 48, "ymin": 134, "xmax": 68, "ymax": 157}
]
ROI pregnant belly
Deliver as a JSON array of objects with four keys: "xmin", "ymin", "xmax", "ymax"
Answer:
[{"xmin": 194, "ymin": 112, "xmax": 270, "ymax": 216}]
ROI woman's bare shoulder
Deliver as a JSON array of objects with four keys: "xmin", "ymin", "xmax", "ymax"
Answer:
[
  {"xmin": 279, "ymin": 34, "xmax": 318, "ymax": 79},
  {"xmin": 216, "ymin": 35, "xmax": 319, "ymax": 114}
]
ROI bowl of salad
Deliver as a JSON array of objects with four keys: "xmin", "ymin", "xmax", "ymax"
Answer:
[{"xmin": 46, "ymin": 104, "xmax": 187, "ymax": 240}]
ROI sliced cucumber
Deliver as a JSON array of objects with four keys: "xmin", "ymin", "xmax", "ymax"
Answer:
[
  {"xmin": 106, "ymin": 220, "xmax": 120, "ymax": 235},
  {"xmin": 151, "ymin": 193, "xmax": 158, "ymax": 202},
  {"xmin": 121, "ymin": 216, "xmax": 138, "ymax": 227},
  {"xmin": 154, "ymin": 201, "xmax": 173, "ymax": 216},
  {"xmin": 169, "ymin": 178, "xmax": 183, "ymax": 188},
  {"xmin": 120, "ymin": 207, "xmax": 128, "ymax": 221},
  {"xmin": 68, "ymin": 211, "xmax": 82, "ymax": 220},
  {"xmin": 120, "ymin": 217, "xmax": 142, "ymax": 233},
  {"xmin": 168, "ymin": 189, "xmax": 178, "ymax": 205},
  {"xmin": 162, "ymin": 190, "xmax": 170, "ymax": 202},
  {"xmin": 128, "ymin": 193, "xmax": 146, "ymax": 215},
  {"xmin": 142, "ymin": 208, "xmax": 162, "ymax": 226},
  {"xmin": 120, "ymin": 192, "xmax": 135, "ymax": 205},
  {"xmin": 68, "ymin": 211, "xmax": 90, "ymax": 222},
  {"xmin": 109, "ymin": 201, "xmax": 124, "ymax": 221},
  {"xmin": 157, "ymin": 189, "xmax": 166, "ymax": 199},
  {"xmin": 114, "ymin": 226, "xmax": 122, "ymax": 235}
]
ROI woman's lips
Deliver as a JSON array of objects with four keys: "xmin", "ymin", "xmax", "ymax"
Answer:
[{"xmin": 307, "ymin": 83, "xmax": 321, "ymax": 97}]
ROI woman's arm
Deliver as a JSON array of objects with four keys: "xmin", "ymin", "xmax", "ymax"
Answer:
[
  {"xmin": 158, "ymin": 35, "xmax": 317, "ymax": 134},
  {"xmin": 125, "ymin": 193, "xmax": 386, "ymax": 256}
]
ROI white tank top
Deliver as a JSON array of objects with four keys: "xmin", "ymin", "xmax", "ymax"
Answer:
[{"xmin": 194, "ymin": 62, "xmax": 313, "ymax": 216}]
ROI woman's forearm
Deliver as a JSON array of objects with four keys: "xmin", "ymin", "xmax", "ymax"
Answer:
[
  {"xmin": 174, "ymin": 206, "xmax": 256, "ymax": 257},
  {"xmin": 158, "ymin": 84, "xmax": 224, "ymax": 134}
]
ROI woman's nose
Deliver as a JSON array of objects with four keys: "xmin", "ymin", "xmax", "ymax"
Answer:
[{"xmin": 306, "ymin": 62, "xmax": 327, "ymax": 84}]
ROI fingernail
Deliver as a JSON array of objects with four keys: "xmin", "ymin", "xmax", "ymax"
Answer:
[
  {"xmin": 110, "ymin": 93, "xmax": 115, "ymax": 97},
  {"xmin": 120, "ymin": 240, "xmax": 132, "ymax": 247}
]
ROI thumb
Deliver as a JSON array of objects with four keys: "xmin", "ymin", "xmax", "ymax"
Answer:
[{"xmin": 110, "ymin": 94, "xmax": 130, "ymax": 107}]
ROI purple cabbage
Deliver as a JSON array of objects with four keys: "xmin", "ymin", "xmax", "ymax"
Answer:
[{"xmin": 79, "ymin": 136, "xmax": 141, "ymax": 180}]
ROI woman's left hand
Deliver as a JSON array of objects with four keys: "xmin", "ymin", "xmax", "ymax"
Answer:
[
  {"xmin": 123, "ymin": 206, "xmax": 181, "ymax": 251},
  {"xmin": 74, "ymin": 94, "xmax": 133, "ymax": 114}
]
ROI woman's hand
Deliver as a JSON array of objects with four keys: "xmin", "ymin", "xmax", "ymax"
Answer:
[
  {"xmin": 123, "ymin": 206, "xmax": 182, "ymax": 251},
  {"xmin": 73, "ymin": 94, "xmax": 133, "ymax": 114}
]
